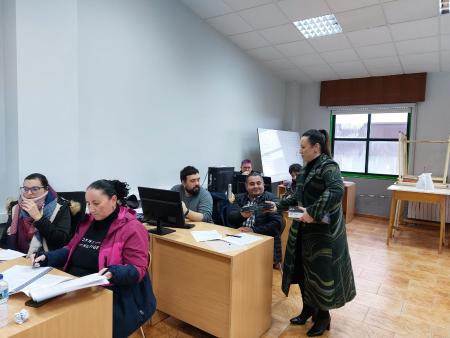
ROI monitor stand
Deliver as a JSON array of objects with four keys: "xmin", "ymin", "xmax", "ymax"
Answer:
[{"xmin": 148, "ymin": 219, "xmax": 176, "ymax": 236}]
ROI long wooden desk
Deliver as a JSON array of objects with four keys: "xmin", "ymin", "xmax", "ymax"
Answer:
[
  {"xmin": 149, "ymin": 222, "xmax": 273, "ymax": 338},
  {"xmin": 387, "ymin": 184, "xmax": 450, "ymax": 253},
  {"xmin": 0, "ymin": 257, "xmax": 113, "ymax": 338}
]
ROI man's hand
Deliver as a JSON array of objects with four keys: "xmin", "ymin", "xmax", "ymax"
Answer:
[
  {"xmin": 240, "ymin": 210, "xmax": 253, "ymax": 218},
  {"xmin": 21, "ymin": 200, "xmax": 42, "ymax": 221},
  {"xmin": 181, "ymin": 201, "xmax": 188, "ymax": 214},
  {"xmin": 238, "ymin": 226, "xmax": 254, "ymax": 233}
]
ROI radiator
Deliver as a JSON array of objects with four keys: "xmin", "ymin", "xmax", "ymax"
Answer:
[{"xmin": 407, "ymin": 198, "xmax": 450, "ymax": 223}]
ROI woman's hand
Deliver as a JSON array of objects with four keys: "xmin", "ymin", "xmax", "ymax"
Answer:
[
  {"xmin": 238, "ymin": 226, "xmax": 254, "ymax": 233},
  {"xmin": 98, "ymin": 268, "xmax": 113, "ymax": 280},
  {"xmin": 298, "ymin": 207, "xmax": 314, "ymax": 223},
  {"xmin": 21, "ymin": 199, "xmax": 42, "ymax": 221},
  {"xmin": 30, "ymin": 253, "xmax": 46, "ymax": 268}
]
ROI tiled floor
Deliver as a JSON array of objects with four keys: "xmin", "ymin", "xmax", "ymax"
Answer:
[{"xmin": 132, "ymin": 216, "xmax": 450, "ymax": 338}]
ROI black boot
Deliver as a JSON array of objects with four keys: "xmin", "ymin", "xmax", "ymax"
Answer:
[
  {"xmin": 306, "ymin": 311, "xmax": 330, "ymax": 337},
  {"xmin": 290, "ymin": 304, "xmax": 316, "ymax": 325}
]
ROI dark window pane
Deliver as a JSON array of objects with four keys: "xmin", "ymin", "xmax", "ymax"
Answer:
[
  {"xmin": 335, "ymin": 114, "xmax": 368, "ymax": 138},
  {"xmin": 368, "ymin": 141, "xmax": 399, "ymax": 175},
  {"xmin": 370, "ymin": 113, "xmax": 408, "ymax": 139},
  {"xmin": 334, "ymin": 141, "xmax": 366, "ymax": 172}
]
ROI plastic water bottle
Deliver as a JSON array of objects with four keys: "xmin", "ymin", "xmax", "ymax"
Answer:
[{"xmin": 0, "ymin": 274, "xmax": 8, "ymax": 328}]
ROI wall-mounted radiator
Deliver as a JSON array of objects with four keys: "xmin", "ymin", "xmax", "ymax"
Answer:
[{"xmin": 407, "ymin": 198, "xmax": 450, "ymax": 223}]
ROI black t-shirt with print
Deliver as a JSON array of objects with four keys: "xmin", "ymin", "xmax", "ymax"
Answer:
[{"xmin": 67, "ymin": 207, "xmax": 119, "ymax": 277}]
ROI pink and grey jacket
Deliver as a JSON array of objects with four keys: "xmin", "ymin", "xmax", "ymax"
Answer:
[{"xmin": 45, "ymin": 206, "xmax": 156, "ymax": 338}]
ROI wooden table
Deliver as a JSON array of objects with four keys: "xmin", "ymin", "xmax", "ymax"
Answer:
[
  {"xmin": 387, "ymin": 184, "xmax": 450, "ymax": 253},
  {"xmin": 0, "ymin": 257, "xmax": 112, "ymax": 338},
  {"xmin": 149, "ymin": 222, "xmax": 273, "ymax": 338}
]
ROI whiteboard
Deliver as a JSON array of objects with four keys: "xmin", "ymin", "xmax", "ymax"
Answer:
[{"xmin": 257, "ymin": 128, "xmax": 303, "ymax": 183}]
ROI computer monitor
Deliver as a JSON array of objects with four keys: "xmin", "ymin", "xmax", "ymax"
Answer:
[
  {"xmin": 138, "ymin": 186, "xmax": 193, "ymax": 236},
  {"xmin": 207, "ymin": 167, "xmax": 235, "ymax": 192},
  {"xmin": 232, "ymin": 174, "xmax": 272, "ymax": 194}
]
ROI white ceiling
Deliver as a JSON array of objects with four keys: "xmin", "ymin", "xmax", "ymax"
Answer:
[{"xmin": 180, "ymin": 0, "xmax": 450, "ymax": 83}]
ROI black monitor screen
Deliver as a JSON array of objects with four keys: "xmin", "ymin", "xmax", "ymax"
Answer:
[
  {"xmin": 138, "ymin": 187, "xmax": 185, "ymax": 228},
  {"xmin": 232, "ymin": 174, "xmax": 272, "ymax": 194}
]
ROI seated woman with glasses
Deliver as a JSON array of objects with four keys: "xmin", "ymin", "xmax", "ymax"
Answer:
[{"xmin": 6, "ymin": 173, "xmax": 71, "ymax": 256}]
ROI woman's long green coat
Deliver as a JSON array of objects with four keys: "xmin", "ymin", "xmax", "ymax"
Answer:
[{"xmin": 277, "ymin": 154, "xmax": 356, "ymax": 310}]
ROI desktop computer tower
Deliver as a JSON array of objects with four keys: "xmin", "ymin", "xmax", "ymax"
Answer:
[{"xmin": 207, "ymin": 167, "xmax": 235, "ymax": 192}]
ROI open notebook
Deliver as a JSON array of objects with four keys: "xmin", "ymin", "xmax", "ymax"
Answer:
[{"xmin": 1, "ymin": 265, "xmax": 109, "ymax": 302}]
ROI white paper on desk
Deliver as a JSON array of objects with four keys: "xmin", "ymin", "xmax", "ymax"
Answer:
[
  {"xmin": 2, "ymin": 265, "xmax": 53, "ymax": 294},
  {"xmin": 21, "ymin": 274, "xmax": 72, "ymax": 297},
  {"xmin": 204, "ymin": 241, "xmax": 245, "ymax": 253},
  {"xmin": 28, "ymin": 273, "xmax": 109, "ymax": 302},
  {"xmin": 0, "ymin": 249, "xmax": 26, "ymax": 261},
  {"xmin": 191, "ymin": 230, "xmax": 222, "ymax": 242},
  {"xmin": 222, "ymin": 233, "xmax": 262, "ymax": 246}
]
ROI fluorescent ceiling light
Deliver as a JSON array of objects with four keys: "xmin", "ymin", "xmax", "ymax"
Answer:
[
  {"xmin": 293, "ymin": 14, "xmax": 342, "ymax": 39},
  {"xmin": 441, "ymin": 0, "xmax": 449, "ymax": 14}
]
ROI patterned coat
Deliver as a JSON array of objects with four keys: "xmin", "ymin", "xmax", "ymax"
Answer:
[{"xmin": 277, "ymin": 153, "xmax": 356, "ymax": 310}]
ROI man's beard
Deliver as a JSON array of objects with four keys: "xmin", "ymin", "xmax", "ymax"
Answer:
[{"xmin": 186, "ymin": 186, "xmax": 200, "ymax": 196}]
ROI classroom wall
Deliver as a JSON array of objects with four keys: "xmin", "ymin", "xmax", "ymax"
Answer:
[
  {"xmin": 287, "ymin": 72, "xmax": 450, "ymax": 217},
  {"xmin": 0, "ymin": 0, "xmax": 19, "ymax": 222},
  {"xmin": 0, "ymin": 0, "xmax": 286, "ymax": 217}
]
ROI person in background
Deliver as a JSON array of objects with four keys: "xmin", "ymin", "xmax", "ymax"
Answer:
[
  {"xmin": 268, "ymin": 129, "xmax": 355, "ymax": 337},
  {"xmin": 7, "ymin": 173, "xmax": 71, "ymax": 256},
  {"xmin": 282, "ymin": 163, "xmax": 302, "ymax": 200},
  {"xmin": 239, "ymin": 159, "xmax": 253, "ymax": 175},
  {"xmin": 171, "ymin": 166, "xmax": 213, "ymax": 223},
  {"xmin": 228, "ymin": 172, "xmax": 283, "ymax": 267},
  {"xmin": 31, "ymin": 179, "xmax": 156, "ymax": 338}
]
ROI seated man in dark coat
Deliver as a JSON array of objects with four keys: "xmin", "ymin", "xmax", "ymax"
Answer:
[{"xmin": 228, "ymin": 172, "xmax": 283, "ymax": 265}]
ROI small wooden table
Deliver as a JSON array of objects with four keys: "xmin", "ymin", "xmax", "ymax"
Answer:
[
  {"xmin": 148, "ymin": 222, "xmax": 273, "ymax": 338},
  {"xmin": 387, "ymin": 184, "xmax": 450, "ymax": 253},
  {"xmin": 0, "ymin": 257, "xmax": 112, "ymax": 338}
]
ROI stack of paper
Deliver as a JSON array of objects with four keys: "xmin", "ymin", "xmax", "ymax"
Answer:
[
  {"xmin": 28, "ymin": 273, "xmax": 109, "ymax": 302},
  {"xmin": 2, "ymin": 265, "xmax": 53, "ymax": 294},
  {"xmin": 0, "ymin": 249, "xmax": 26, "ymax": 261},
  {"xmin": 222, "ymin": 233, "xmax": 262, "ymax": 246},
  {"xmin": 191, "ymin": 230, "xmax": 222, "ymax": 242}
]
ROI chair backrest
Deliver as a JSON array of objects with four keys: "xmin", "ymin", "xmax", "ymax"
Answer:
[{"xmin": 57, "ymin": 191, "xmax": 86, "ymax": 236}]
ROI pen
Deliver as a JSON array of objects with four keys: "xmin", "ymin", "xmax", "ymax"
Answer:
[{"xmin": 225, "ymin": 234, "xmax": 242, "ymax": 238}]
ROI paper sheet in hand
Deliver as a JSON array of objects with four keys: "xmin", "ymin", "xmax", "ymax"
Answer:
[
  {"xmin": 0, "ymin": 249, "xmax": 26, "ymax": 261},
  {"xmin": 191, "ymin": 230, "xmax": 222, "ymax": 242},
  {"xmin": 204, "ymin": 240, "xmax": 244, "ymax": 253},
  {"xmin": 2, "ymin": 265, "xmax": 53, "ymax": 294},
  {"xmin": 28, "ymin": 273, "xmax": 109, "ymax": 302},
  {"xmin": 21, "ymin": 274, "xmax": 71, "ymax": 297},
  {"xmin": 222, "ymin": 233, "xmax": 262, "ymax": 245}
]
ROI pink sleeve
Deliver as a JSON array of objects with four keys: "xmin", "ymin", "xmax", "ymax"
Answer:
[{"xmin": 122, "ymin": 220, "xmax": 149, "ymax": 281}]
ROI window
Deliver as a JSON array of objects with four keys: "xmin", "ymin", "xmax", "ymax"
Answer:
[{"xmin": 331, "ymin": 108, "xmax": 412, "ymax": 177}]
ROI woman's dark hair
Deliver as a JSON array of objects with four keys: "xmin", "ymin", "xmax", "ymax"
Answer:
[
  {"xmin": 24, "ymin": 173, "xmax": 49, "ymax": 188},
  {"xmin": 288, "ymin": 163, "xmax": 302, "ymax": 174},
  {"xmin": 87, "ymin": 179, "xmax": 129, "ymax": 204},
  {"xmin": 302, "ymin": 129, "xmax": 331, "ymax": 157},
  {"xmin": 180, "ymin": 166, "xmax": 199, "ymax": 182}
]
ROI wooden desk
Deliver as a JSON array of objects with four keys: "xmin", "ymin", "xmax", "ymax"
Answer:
[
  {"xmin": 387, "ymin": 184, "xmax": 450, "ymax": 253},
  {"xmin": 0, "ymin": 257, "xmax": 112, "ymax": 338},
  {"xmin": 149, "ymin": 222, "xmax": 273, "ymax": 338}
]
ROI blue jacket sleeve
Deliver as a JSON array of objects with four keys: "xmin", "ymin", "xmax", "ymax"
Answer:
[
  {"xmin": 45, "ymin": 247, "xmax": 70, "ymax": 268},
  {"xmin": 107, "ymin": 264, "xmax": 140, "ymax": 286}
]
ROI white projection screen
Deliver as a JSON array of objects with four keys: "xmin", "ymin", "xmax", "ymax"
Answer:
[{"xmin": 257, "ymin": 128, "xmax": 303, "ymax": 182}]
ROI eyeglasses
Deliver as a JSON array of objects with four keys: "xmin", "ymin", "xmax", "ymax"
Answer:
[{"xmin": 20, "ymin": 186, "xmax": 44, "ymax": 193}]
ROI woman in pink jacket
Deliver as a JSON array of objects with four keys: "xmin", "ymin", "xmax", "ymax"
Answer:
[{"xmin": 32, "ymin": 179, "xmax": 156, "ymax": 338}]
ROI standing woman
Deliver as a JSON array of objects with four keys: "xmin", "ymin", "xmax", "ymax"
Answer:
[
  {"xmin": 32, "ymin": 179, "xmax": 156, "ymax": 338},
  {"xmin": 270, "ymin": 129, "xmax": 356, "ymax": 337},
  {"xmin": 7, "ymin": 173, "xmax": 71, "ymax": 255}
]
